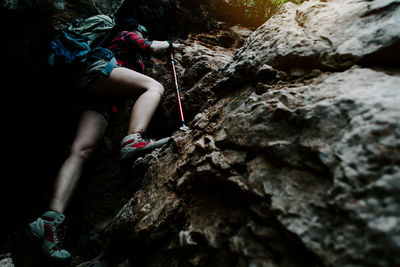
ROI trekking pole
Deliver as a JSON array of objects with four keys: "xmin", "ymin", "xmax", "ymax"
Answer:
[{"xmin": 170, "ymin": 52, "xmax": 186, "ymax": 128}]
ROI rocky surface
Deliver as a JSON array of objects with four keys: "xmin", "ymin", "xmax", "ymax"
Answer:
[
  {"xmin": 2, "ymin": 0, "xmax": 400, "ymax": 266},
  {"xmin": 86, "ymin": 0, "xmax": 400, "ymax": 266}
]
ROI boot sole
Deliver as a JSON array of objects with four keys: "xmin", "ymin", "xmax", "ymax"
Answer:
[{"xmin": 25, "ymin": 225, "xmax": 71, "ymax": 263}]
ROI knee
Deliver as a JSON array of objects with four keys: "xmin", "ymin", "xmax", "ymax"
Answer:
[
  {"xmin": 148, "ymin": 80, "xmax": 164, "ymax": 96},
  {"xmin": 70, "ymin": 144, "xmax": 97, "ymax": 162}
]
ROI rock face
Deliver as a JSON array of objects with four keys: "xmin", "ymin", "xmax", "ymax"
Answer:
[
  {"xmin": 87, "ymin": 0, "xmax": 400, "ymax": 266},
  {"xmin": 223, "ymin": 0, "xmax": 400, "ymax": 76}
]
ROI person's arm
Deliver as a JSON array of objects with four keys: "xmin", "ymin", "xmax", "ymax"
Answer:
[
  {"xmin": 149, "ymin": 40, "xmax": 185, "ymax": 55},
  {"xmin": 125, "ymin": 31, "xmax": 184, "ymax": 55}
]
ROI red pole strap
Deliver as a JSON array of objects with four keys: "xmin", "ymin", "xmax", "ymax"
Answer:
[{"xmin": 170, "ymin": 52, "xmax": 185, "ymax": 127}]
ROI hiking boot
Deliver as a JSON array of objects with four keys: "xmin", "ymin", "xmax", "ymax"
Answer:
[
  {"xmin": 120, "ymin": 132, "xmax": 170, "ymax": 160},
  {"xmin": 27, "ymin": 211, "xmax": 71, "ymax": 261}
]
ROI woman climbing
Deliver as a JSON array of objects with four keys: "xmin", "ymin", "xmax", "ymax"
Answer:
[{"xmin": 27, "ymin": 17, "xmax": 185, "ymax": 260}]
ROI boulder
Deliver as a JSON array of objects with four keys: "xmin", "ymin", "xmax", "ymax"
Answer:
[
  {"xmin": 224, "ymin": 0, "xmax": 400, "ymax": 75},
  {"xmin": 96, "ymin": 0, "xmax": 400, "ymax": 266},
  {"xmin": 103, "ymin": 65, "xmax": 400, "ymax": 266}
]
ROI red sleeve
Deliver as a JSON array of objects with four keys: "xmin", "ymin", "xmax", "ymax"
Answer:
[{"xmin": 125, "ymin": 31, "xmax": 152, "ymax": 54}]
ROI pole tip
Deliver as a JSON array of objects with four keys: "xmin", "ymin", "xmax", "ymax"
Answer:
[{"xmin": 179, "ymin": 125, "xmax": 190, "ymax": 132}]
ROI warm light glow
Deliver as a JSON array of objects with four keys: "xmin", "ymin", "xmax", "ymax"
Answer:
[{"xmin": 205, "ymin": 0, "xmax": 306, "ymax": 27}]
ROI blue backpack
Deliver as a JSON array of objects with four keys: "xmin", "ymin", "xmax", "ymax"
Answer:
[
  {"xmin": 48, "ymin": 15, "xmax": 115, "ymax": 66},
  {"xmin": 48, "ymin": 31, "xmax": 91, "ymax": 65}
]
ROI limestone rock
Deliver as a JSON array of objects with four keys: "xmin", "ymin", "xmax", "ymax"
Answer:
[
  {"xmin": 147, "ymin": 22, "xmax": 252, "ymax": 134},
  {"xmin": 99, "ymin": 0, "xmax": 400, "ymax": 266},
  {"xmin": 224, "ymin": 0, "xmax": 400, "ymax": 77},
  {"xmin": 108, "ymin": 66, "xmax": 399, "ymax": 266}
]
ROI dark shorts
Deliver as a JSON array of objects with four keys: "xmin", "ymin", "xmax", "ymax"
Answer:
[{"xmin": 74, "ymin": 48, "xmax": 119, "ymax": 121}]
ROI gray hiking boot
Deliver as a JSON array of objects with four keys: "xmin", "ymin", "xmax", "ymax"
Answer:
[
  {"xmin": 28, "ymin": 211, "xmax": 71, "ymax": 260},
  {"xmin": 120, "ymin": 132, "xmax": 170, "ymax": 160}
]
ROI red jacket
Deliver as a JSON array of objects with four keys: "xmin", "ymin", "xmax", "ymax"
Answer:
[{"xmin": 108, "ymin": 31, "xmax": 152, "ymax": 72}]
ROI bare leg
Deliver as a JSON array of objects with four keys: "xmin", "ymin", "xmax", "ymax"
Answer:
[
  {"xmin": 50, "ymin": 68, "xmax": 163, "ymax": 213},
  {"xmin": 49, "ymin": 110, "xmax": 108, "ymax": 213},
  {"xmin": 128, "ymin": 88, "xmax": 163, "ymax": 133},
  {"xmin": 89, "ymin": 67, "xmax": 164, "ymax": 134}
]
